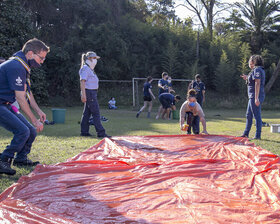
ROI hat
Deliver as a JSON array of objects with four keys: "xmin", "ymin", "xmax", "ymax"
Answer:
[
  {"xmin": 195, "ymin": 74, "xmax": 200, "ymax": 79},
  {"xmin": 86, "ymin": 51, "xmax": 100, "ymax": 59}
]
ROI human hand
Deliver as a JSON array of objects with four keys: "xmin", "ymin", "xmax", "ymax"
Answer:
[
  {"xmin": 33, "ymin": 120, "xmax": 44, "ymax": 132},
  {"xmin": 255, "ymin": 98, "xmax": 260, "ymax": 107},
  {"xmin": 81, "ymin": 95, "xmax": 86, "ymax": 103},
  {"xmin": 240, "ymin": 74, "xmax": 247, "ymax": 80},
  {"xmin": 201, "ymin": 130, "xmax": 209, "ymax": 135},
  {"xmin": 38, "ymin": 110, "xmax": 46, "ymax": 122}
]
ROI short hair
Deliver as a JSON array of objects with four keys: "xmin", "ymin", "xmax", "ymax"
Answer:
[
  {"xmin": 22, "ymin": 38, "xmax": 50, "ymax": 54},
  {"xmin": 187, "ymin": 89, "xmax": 197, "ymax": 98},
  {"xmin": 162, "ymin": 72, "xmax": 168, "ymax": 78},
  {"xmin": 146, "ymin": 76, "xmax": 153, "ymax": 82},
  {"xmin": 175, "ymin": 95, "xmax": 181, "ymax": 100},
  {"xmin": 250, "ymin": 55, "xmax": 264, "ymax": 67},
  {"xmin": 195, "ymin": 74, "xmax": 200, "ymax": 79}
]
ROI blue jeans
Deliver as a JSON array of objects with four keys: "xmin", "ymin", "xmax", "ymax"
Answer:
[
  {"xmin": 0, "ymin": 104, "xmax": 37, "ymax": 160},
  {"xmin": 243, "ymin": 98, "xmax": 263, "ymax": 138},
  {"xmin": 81, "ymin": 90, "xmax": 105, "ymax": 136}
]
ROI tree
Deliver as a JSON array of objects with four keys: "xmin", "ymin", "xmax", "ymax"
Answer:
[
  {"xmin": 178, "ymin": 0, "xmax": 231, "ymax": 40},
  {"xmin": 235, "ymin": 0, "xmax": 280, "ymax": 53},
  {"xmin": 161, "ymin": 41, "xmax": 181, "ymax": 76},
  {"xmin": 0, "ymin": 0, "xmax": 34, "ymax": 57}
]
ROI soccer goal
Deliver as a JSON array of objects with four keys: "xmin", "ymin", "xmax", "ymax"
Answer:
[{"xmin": 132, "ymin": 77, "xmax": 192, "ymax": 108}]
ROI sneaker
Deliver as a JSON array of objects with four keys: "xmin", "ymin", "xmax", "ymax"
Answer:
[
  {"xmin": 80, "ymin": 133, "xmax": 93, "ymax": 137},
  {"xmin": 136, "ymin": 112, "xmax": 140, "ymax": 118},
  {"xmin": 13, "ymin": 158, "xmax": 40, "ymax": 167},
  {"xmin": 0, "ymin": 157, "xmax": 16, "ymax": 175},
  {"xmin": 100, "ymin": 116, "xmax": 109, "ymax": 122},
  {"xmin": 239, "ymin": 134, "xmax": 248, "ymax": 138},
  {"xmin": 97, "ymin": 134, "xmax": 111, "ymax": 138}
]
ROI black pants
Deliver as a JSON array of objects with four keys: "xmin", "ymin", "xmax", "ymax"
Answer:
[{"xmin": 185, "ymin": 112, "xmax": 200, "ymax": 134}]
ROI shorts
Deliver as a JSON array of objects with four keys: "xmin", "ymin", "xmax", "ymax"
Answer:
[{"xmin": 143, "ymin": 96, "xmax": 152, "ymax": 102}]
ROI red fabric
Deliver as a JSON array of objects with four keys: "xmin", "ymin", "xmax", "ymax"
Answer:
[{"xmin": 1, "ymin": 135, "xmax": 280, "ymax": 223}]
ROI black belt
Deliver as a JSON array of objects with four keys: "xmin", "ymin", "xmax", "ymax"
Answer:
[{"xmin": 86, "ymin": 89, "xmax": 98, "ymax": 91}]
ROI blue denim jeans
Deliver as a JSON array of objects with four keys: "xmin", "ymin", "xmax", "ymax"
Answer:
[
  {"xmin": 81, "ymin": 90, "xmax": 105, "ymax": 136},
  {"xmin": 186, "ymin": 112, "xmax": 200, "ymax": 134},
  {"xmin": 243, "ymin": 98, "xmax": 263, "ymax": 138},
  {"xmin": 0, "ymin": 104, "xmax": 37, "ymax": 160}
]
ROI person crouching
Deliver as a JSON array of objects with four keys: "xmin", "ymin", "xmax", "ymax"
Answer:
[{"xmin": 180, "ymin": 89, "xmax": 208, "ymax": 134}]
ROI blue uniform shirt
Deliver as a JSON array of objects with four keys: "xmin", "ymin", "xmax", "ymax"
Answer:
[
  {"xmin": 191, "ymin": 81, "xmax": 205, "ymax": 102},
  {"xmin": 79, "ymin": 65, "xmax": 99, "ymax": 90},
  {"xmin": 159, "ymin": 93, "xmax": 175, "ymax": 105},
  {"xmin": 158, "ymin": 79, "xmax": 169, "ymax": 95},
  {"xmin": 0, "ymin": 51, "xmax": 27, "ymax": 104},
  {"xmin": 247, "ymin": 66, "xmax": 265, "ymax": 100},
  {"xmin": 143, "ymin": 82, "xmax": 152, "ymax": 97}
]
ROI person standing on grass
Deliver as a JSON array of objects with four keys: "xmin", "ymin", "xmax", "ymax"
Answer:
[
  {"xmin": 136, "ymin": 76, "xmax": 156, "ymax": 118},
  {"xmin": 79, "ymin": 51, "xmax": 110, "ymax": 138},
  {"xmin": 188, "ymin": 74, "xmax": 205, "ymax": 107},
  {"xmin": 180, "ymin": 89, "xmax": 208, "ymax": 135},
  {"xmin": 0, "ymin": 38, "xmax": 49, "ymax": 176},
  {"xmin": 240, "ymin": 55, "xmax": 265, "ymax": 140},
  {"xmin": 158, "ymin": 92, "xmax": 181, "ymax": 120},
  {"xmin": 156, "ymin": 72, "xmax": 169, "ymax": 119}
]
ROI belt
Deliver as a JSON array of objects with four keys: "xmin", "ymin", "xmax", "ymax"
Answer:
[{"xmin": 85, "ymin": 89, "xmax": 98, "ymax": 91}]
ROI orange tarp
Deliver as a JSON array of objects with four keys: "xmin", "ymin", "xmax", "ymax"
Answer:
[{"xmin": 1, "ymin": 135, "xmax": 280, "ymax": 223}]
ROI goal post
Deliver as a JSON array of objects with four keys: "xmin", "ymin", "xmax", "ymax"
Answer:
[{"xmin": 132, "ymin": 77, "xmax": 192, "ymax": 108}]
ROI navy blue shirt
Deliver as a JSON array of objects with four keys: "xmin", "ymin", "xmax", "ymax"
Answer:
[
  {"xmin": 247, "ymin": 66, "xmax": 265, "ymax": 100},
  {"xmin": 159, "ymin": 93, "xmax": 175, "ymax": 105},
  {"xmin": 143, "ymin": 82, "xmax": 152, "ymax": 97},
  {"xmin": 191, "ymin": 81, "xmax": 205, "ymax": 102},
  {"xmin": 158, "ymin": 79, "xmax": 169, "ymax": 95},
  {"xmin": 0, "ymin": 51, "xmax": 28, "ymax": 104}
]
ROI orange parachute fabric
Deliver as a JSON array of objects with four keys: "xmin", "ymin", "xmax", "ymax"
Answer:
[{"xmin": 1, "ymin": 135, "xmax": 280, "ymax": 223}]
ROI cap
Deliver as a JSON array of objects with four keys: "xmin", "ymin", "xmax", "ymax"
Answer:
[{"xmin": 86, "ymin": 51, "xmax": 100, "ymax": 59}]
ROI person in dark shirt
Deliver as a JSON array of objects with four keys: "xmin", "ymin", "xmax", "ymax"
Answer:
[
  {"xmin": 240, "ymin": 55, "xmax": 265, "ymax": 139},
  {"xmin": 158, "ymin": 93, "xmax": 181, "ymax": 119},
  {"xmin": 0, "ymin": 38, "xmax": 50, "ymax": 175},
  {"xmin": 156, "ymin": 72, "xmax": 169, "ymax": 119},
  {"xmin": 188, "ymin": 74, "xmax": 205, "ymax": 107},
  {"xmin": 136, "ymin": 76, "xmax": 156, "ymax": 118}
]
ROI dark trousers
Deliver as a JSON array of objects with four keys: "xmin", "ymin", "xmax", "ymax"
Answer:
[
  {"xmin": 186, "ymin": 112, "xmax": 200, "ymax": 134},
  {"xmin": 0, "ymin": 104, "xmax": 37, "ymax": 160},
  {"xmin": 243, "ymin": 98, "xmax": 263, "ymax": 138},
  {"xmin": 81, "ymin": 90, "xmax": 105, "ymax": 136}
]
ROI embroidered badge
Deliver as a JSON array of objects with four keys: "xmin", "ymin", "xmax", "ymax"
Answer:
[{"xmin": 15, "ymin": 76, "xmax": 23, "ymax": 86}]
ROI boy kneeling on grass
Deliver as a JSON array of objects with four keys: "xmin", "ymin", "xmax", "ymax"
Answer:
[{"xmin": 180, "ymin": 89, "xmax": 209, "ymax": 134}]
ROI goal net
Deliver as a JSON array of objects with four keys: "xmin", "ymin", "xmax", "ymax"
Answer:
[{"xmin": 132, "ymin": 78, "xmax": 192, "ymax": 109}]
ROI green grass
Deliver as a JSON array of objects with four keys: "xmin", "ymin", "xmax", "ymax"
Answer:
[{"xmin": 0, "ymin": 106, "xmax": 280, "ymax": 193}]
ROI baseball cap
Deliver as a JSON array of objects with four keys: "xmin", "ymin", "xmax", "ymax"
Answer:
[{"xmin": 86, "ymin": 51, "xmax": 100, "ymax": 59}]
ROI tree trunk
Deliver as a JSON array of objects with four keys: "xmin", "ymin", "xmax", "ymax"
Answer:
[{"xmin": 265, "ymin": 58, "xmax": 280, "ymax": 93}]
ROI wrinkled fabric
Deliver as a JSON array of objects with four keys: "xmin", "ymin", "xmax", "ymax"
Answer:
[{"xmin": 1, "ymin": 135, "xmax": 280, "ymax": 224}]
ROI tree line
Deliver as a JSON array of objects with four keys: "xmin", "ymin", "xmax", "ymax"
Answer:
[{"xmin": 0, "ymin": 0, "xmax": 279, "ymax": 105}]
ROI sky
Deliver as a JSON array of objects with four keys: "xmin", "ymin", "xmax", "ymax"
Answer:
[{"xmin": 174, "ymin": 0, "xmax": 243, "ymax": 22}]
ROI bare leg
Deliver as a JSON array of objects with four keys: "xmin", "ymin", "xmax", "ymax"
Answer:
[{"xmin": 156, "ymin": 105, "xmax": 162, "ymax": 119}]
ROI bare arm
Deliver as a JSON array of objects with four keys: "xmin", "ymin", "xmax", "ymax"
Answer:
[
  {"xmin": 15, "ymin": 90, "xmax": 43, "ymax": 132},
  {"xmin": 255, "ymin": 79, "xmax": 261, "ymax": 106},
  {"xmin": 29, "ymin": 91, "xmax": 46, "ymax": 122},
  {"xmin": 149, "ymin": 88, "xmax": 156, "ymax": 99},
  {"xmin": 80, "ymin": 80, "xmax": 86, "ymax": 103},
  {"xmin": 202, "ymin": 90, "xmax": 205, "ymax": 102}
]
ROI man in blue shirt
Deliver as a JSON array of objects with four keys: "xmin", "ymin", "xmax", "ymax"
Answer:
[
  {"xmin": 188, "ymin": 74, "xmax": 205, "ymax": 107},
  {"xmin": 158, "ymin": 93, "xmax": 181, "ymax": 119},
  {"xmin": 0, "ymin": 38, "xmax": 50, "ymax": 175}
]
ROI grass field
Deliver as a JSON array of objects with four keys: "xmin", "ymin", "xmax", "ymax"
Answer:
[{"xmin": 0, "ymin": 106, "xmax": 280, "ymax": 193}]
